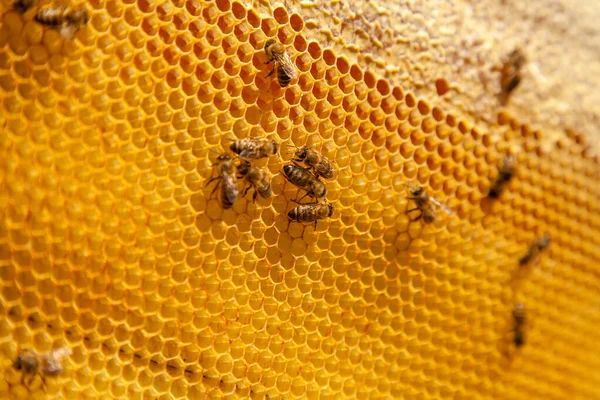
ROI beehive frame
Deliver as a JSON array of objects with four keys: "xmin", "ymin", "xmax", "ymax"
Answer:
[{"xmin": 1, "ymin": 0, "xmax": 600, "ymax": 399}]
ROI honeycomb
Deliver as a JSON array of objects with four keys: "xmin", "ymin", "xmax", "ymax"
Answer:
[{"xmin": 1, "ymin": 0, "xmax": 600, "ymax": 399}]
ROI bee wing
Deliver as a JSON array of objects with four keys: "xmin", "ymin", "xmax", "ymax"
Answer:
[
  {"xmin": 48, "ymin": 347, "xmax": 72, "ymax": 360},
  {"xmin": 60, "ymin": 24, "xmax": 77, "ymax": 40},
  {"xmin": 222, "ymin": 174, "xmax": 239, "ymax": 203},
  {"xmin": 273, "ymin": 52, "xmax": 298, "ymax": 80},
  {"xmin": 430, "ymin": 196, "xmax": 453, "ymax": 215},
  {"xmin": 239, "ymin": 145, "xmax": 260, "ymax": 160}
]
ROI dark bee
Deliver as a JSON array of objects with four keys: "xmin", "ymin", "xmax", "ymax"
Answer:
[
  {"xmin": 14, "ymin": 347, "xmax": 71, "ymax": 386},
  {"xmin": 35, "ymin": 7, "xmax": 90, "ymax": 40},
  {"xmin": 288, "ymin": 202, "xmax": 334, "ymax": 229},
  {"xmin": 13, "ymin": 0, "xmax": 37, "ymax": 13},
  {"xmin": 205, "ymin": 154, "xmax": 239, "ymax": 209},
  {"xmin": 406, "ymin": 186, "xmax": 452, "ymax": 223},
  {"xmin": 500, "ymin": 48, "xmax": 526, "ymax": 105},
  {"xmin": 230, "ymin": 138, "xmax": 279, "ymax": 161},
  {"xmin": 488, "ymin": 156, "xmax": 515, "ymax": 198},
  {"xmin": 237, "ymin": 160, "xmax": 272, "ymax": 201},
  {"xmin": 512, "ymin": 302, "xmax": 526, "ymax": 348},
  {"xmin": 281, "ymin": 163, "xmax": 327, "ymax": 201},
  {"xmin": 264, "ymin": 39, "xmax": 298, "ymax": 87},
  {"xmin": 519, "ymin": 234, "xmax": 550, "ymax": 265},
  {"xmin": 288, "ymin": 145, "xmax": 335, "ymax": 179}
]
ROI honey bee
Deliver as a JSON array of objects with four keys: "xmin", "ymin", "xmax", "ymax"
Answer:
[
  {"xmin": 288, "ymin": 145, "xmax": 335, "ymax": 179},
  {"xmin": 488, "ymin": 156, "xmax": 515, "ymax": 198},
  {"xmin": 499, "ymin": 48, "xmax": 526, "ymax": 104},
  {"xmin": 406, "ymin": 186, "xmax": 452, "ymax": 223},
  {"xmin": 237, "ymin": 160, "xmax": 272, "ymax": 201},
  {"xmin": 288, "ymin": 201, "xmax": 334, "ymax": 229},
  {"xmin": 35, "ymin": 7, "xmax": 89, "ymax": 40},
  {"xmin": 519, "ymin": 234, "xmax": 550, "ymax": 265},
  {"xmin": 13, "ymin": 347, "xmax": 72, "ymax": 386},
  {"xmin": 264, "ymin": 39, "xmax": 298, "ymax": 87},
  {"xmin": 230, "ymin": 138, "xmax": 279, "ymax": 161},
  {"xmin": 13, "ymin": 0, "xmax": 37, "ymax": 13},
  {"xmin": 205, "ymin": 154, "xmax": 239, "ymax": 209},
  {"xmin": 512, "ymin": 302, "xmax": 526, "ymax": 348},
  {"xmin": 281, "ymin": 163, "xmax": 327, "ymax": 201}
]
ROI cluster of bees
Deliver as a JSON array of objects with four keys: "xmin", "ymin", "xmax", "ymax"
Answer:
[
  {"xmin": 204, "ymin": 40, "xmax": 334, "ymax": 228},
  {"xmin": 13, "ymin": 0, "xmax": 89, "ymax": 40},
  {"xmin": 206, "ymin": 138, "xmax": 277, "ymax": 210},
  {"xmin": 207, "ymin": 137, "xmax": 336, "ymax": 229}
]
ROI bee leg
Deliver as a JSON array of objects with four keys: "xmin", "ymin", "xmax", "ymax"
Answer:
[
  {"xmin": 253, "ymin": 190, "xmax": 258, "ymax": 202},
  {"xmin": 406, "ymin": 208, "xmax": 422, "ymax": 221},
  {"xmin": 289, "ymin": 199, "xmax": 316, "ymax": 205},
  {"xmin": 265, "ymin": 68, "xmax": 275, "ymax": 78},
  {"xmin": 209, "ymin": 180, "xmax": 220, "ymax": 199},
  {"xmin": 21, "ymin": 372, "xmax": 26, "ymax": 385},
  {"xmin": 243, "ymin": 185, "xmax": 251, "ymax": 198},
  {"xmin": 295, "ymin": 192, "xmax": 311, "ymax": 203},
  {"xmin": 314, "ymin": 220, "xmax": 318, "ymax": 230},
  {"xmin": 264, "ymin": 57, "xmax": 274, "ymax": 64},
  {"xmin": 28, "ymin": 372, "xmax": 36, "ymax": 387},
  {"xmin": 204, "ymin": 176, "xmax": 219, "ymax": 188}
]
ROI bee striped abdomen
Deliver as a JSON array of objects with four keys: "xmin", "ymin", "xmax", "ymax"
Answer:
[
  {"xmin": 257, "ymin": 180, "xmax": 272, "ymax": 198},
  {"xmin": 288, "ymin": 206, "xmax": 315, "ymax": 223},
  {"xmin": 288, "ymin": 202, "xmax": 333, "ymax": 228},
  {"xmin": 35, "ymin": 8, "xmax": 65, "ymax": 26},
  {"xmin": 277, "ymin": 66, "xmax": 292, "ymax": 87},
  {"xmin": 220, "ymin": 174, "xmax": 238, "ymax": 209}
]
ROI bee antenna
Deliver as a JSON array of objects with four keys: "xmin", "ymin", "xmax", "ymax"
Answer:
[{"xmin": 209, "ymin": 148, "xmax": 220, "ymax": 155}]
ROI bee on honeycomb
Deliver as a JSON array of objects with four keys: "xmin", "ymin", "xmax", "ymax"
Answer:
[
  {"xmin": 405, "ymin": 185, "xmax": 452, "ymax": 223},
  {"xmin": 206, "ymin": 153, "xmax": 239, "ymax": 209},
  {"xmin": 287, "ymin": 144, "xmax": 335, "ymax": 179},
  {"xmin": 13, "ymin": 347, "xmax": 72, "ymax": 387},
  {"xmin": 520, "ymin": 234, "xmax": 550, "ymax": 265},
  {"xmin": 264, "ymin": 39, "xmax": 298, "ymax": 87},
  {"xmin": 35, "ymin": 7, "xmax": 90, "ymax": 40}
]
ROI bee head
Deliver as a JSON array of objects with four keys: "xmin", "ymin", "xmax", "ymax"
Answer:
[
  {"xmin": 14, "ymin": 349, "xmax": 36, "ymax": 370},
  {"xmin": 217, "ymin": 154, "xmax": 231, "ymax": 162},
  {"xmin": 410, "ymin": 186, "xmax": 424, "ymax": 197},
  {"xmin": 295, "ymin": 146, "xmax": 309, "ymax": 159},
  {"xmin": 510, "ymin": 49, "xmax": 526, "ymax": 67},
  {"xmin": 327, "ymin": 203, "xmax": 334, "ymax": 217},
  {"xmin": 237, "ymin": 160, "xmax": 250, "ymax": 175},
  {"xmin": 13, "ymin": 355, "xmax": 24, "ymax": 370},
  {"xmin": 271, "ymin": 140, "xmax": 279, "ymax": 155},
  {"xmin": 513, "ymin": 302, "xmax": 525, "ymax": 318},
  {"xmin": 264, "ymin": 39, "xmax": 276, "ymax": 51}
]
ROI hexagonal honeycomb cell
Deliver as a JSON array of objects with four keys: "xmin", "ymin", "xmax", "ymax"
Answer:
[{"xmin": 1, "ymin": 0, "xmax": 600, "ymax": 399}]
